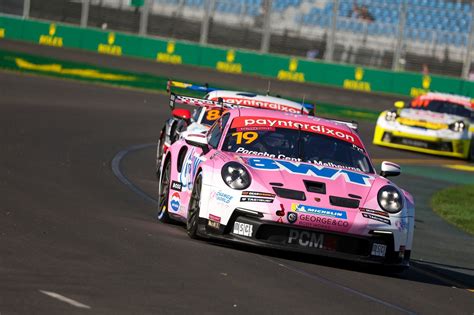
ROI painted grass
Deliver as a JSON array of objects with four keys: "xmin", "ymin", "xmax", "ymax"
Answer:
[{"xmin": 431, "ymin": 184, "xmax": 474, "ymax": 235}]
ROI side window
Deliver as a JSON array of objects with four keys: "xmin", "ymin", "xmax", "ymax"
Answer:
[
  {"xmin": 191, "ymin": 108, "xmax": 202, "ymax": 122},
  {"xmin": 208, "ymin": 113, "xmax": 230, "ymax": 149}
]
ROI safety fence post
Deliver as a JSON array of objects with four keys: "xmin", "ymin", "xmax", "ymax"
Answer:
[{"xmin": 325, "ymin": 0, "xmax": 339, "ymax": 62}]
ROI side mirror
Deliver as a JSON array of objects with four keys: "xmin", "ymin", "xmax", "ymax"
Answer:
[
  {"xmin": 394, "ymin": 101, "xmax": 405, "ymax": 109},
  {"xmin": 185, "ymin": 134, "xmax": 210, "ymax": 154},
  {"xmin": 380, "ymin": 161, "xmax": 401, "ymax": 177},
  {"xmin": 172, "ymin": 108, "xmax": 191, "ymax": 120}
]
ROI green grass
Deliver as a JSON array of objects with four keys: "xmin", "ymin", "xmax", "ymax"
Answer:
[{"xmin": 431, "ymin": 185, "xmax": 474, "ymax": 235}]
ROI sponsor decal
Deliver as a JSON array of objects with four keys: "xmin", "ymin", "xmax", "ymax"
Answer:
[
  {"xmin": 247, "ymin": 158, "xmax": 373, "ymax": 186},
  {"xmin": 343, "ymin": 67, "xmax": 371, "ymax": 92},
  {"xmin": 242, "ymin": 191, "xmax": 276, "ymax": 198},
  {"xmin": 231, "ymin": 116, "xmax": 362, "ymax": 147},
  {"xmin": 216, "ymin": 49, "xmax": 242, "ymax": 74},
  {"xmin": 216, "ymin": 191, "xmax": 233, "ymax": 204},
  {"xmin": 156, "ymin": 41, "xmax": 182, "ymax": 64},
  {"xmin": 219, "ymin": 97, "xmax": 302, "ymax": 114},
  {"xmin": 170, "ymin": 192, "xmax": 180, "ymax": 212},
  {"xmin": 410, "ymin": 75, "xmax": 431, "ymax": 97},
  {"xmin": 240, "ymin": 197, "xmax": 273, "ymax": 203},
  {"xmin": 38, "ymin": 23, "xmax": 63, "ymax": 47},
  {"xmin": 236, "ymin": 147, "xmax": 276, "ymax": 158},
  {"xmin": 360, "ymin": 208, "xmax": 389, "ymax": 218},
  {"xmin": 208, "ymin": 214, "xmax": 221, "ymax": 229},
  {"xmin": 291, "ymin": 204, "xmax": 347, "ymax": 219},
  {"xmin": 179, "ymin": 147, "xmax": 205, "ymax": 192},
  {"xmin": 299, "ymin": 214, "xmax": 349, "ymax": 228},
  {"xmin": 208, "ymin": 220, "xmax": 220, "ymax": 229},
  {"xmin": 209, "ymin": 214, "xmax": 221, "ymax": 223},
  {"xmin": 209, "ymin": 152, "xmax": 220, "ymax": 160},
  {"xmin": 312, "ymin": 160, "xmax": 362, "ymax": 172},
  {"xmin": 171, "ymin": 181, "xmax": 182, "ymax": 192},
  {"xmin": 395, "ymin": 217, "xmax": 409, "ymax": 232},
  {"xmin": 0, "ymin": 28, "xmax": 4, "ymax": 38},
  {"xmin": 287, "ymin": 212, "xmax": 298, "ymax": 223},
  {"xmin": 362, "ymin": 213, "xmax": 391, "ymax": 225},
  {"xmin": 277, "ymin": 58, "xmax": 305, "ymax": 83},
  {"xmin": 288, "ymin": 230, "xmax": 324, "ymax": 248},
  {"xmin": 233, "ymin": 222, "xmax": 253, "ymax": 237},
  {"xmin": 98, "ymin": 32, "xmax": 122, "ymax": 56},
  {"xmin": 371, "ymin": 243, "xmax": 387, "ymax": 257}
]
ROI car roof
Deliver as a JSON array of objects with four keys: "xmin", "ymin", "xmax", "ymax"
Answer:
[
  {"xmin": 417, "ymin": 92, "xmax": 473, "ymax": 109},
  {"xmin": 207, "ymin": 90, "xmax": 305, "ymax": 109}
]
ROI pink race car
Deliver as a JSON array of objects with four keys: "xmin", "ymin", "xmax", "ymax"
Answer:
[{"xmin": 157, "ymin": 100, "xmax": 415, "ymax": 270}]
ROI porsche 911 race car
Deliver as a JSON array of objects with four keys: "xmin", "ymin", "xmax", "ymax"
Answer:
[
  {"xmin": 155, "ymin": 80, "xmax": 314, "ymax": 172},
  {"xmin": 373, "ymin": 92, "xmax": 474, "ymax": 160},
  {"xmin": 157, "ymin": 97, "xmax": 414, "ymax": 269}
]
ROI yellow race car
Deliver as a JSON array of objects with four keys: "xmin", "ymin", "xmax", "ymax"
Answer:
[{"xmin": 373, "ymin": 93, "xmax": 474, "ymax": 160}]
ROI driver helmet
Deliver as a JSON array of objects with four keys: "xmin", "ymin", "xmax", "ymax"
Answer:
[{"xmin": 265, "ymin": 132, "xmax": 288, "ymax": 149}]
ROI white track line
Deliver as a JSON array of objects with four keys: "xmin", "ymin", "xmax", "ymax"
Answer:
[{"xmin": 39, "ymin": 290, "xmax": 91, "ymax": 309}]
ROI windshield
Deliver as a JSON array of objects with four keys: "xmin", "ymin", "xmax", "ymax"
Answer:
[
  {"xmin": 221, "ymin": 117, "xmax": 374, "ymax": 174},
  {"xmin": 410, "ymin": 100, "xmax": 473, "ymax": 119}
]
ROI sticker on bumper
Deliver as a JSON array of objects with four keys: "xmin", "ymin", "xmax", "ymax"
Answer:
[
  {"xmin": 288, "ymin": 229, "xmax": 324, "ymax": 249},
  {"xmin": 240, "ymin": 197, "xmax": 273, "ymax": 203}
]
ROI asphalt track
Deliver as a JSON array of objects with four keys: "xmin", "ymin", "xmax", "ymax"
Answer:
[{"xmin": 1, "ymin": 42, "xmax": 474, "ymax": 314}]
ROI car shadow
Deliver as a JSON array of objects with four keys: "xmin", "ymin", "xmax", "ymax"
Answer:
[{"xmin": 204, "ymin": 238, "xmax": 474, "ymax": 289}]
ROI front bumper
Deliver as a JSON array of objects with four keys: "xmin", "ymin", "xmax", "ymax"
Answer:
[
  {"xmin": 200, "ymin": 210, "xmax": 410, "ymax": 268},
  {"xmin": 373, "ymin": 125, "xmax": 470, "ymax": 159}
]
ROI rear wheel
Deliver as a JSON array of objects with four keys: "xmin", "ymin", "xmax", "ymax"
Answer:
[
  {"xmin": 187, "ymin": 173, "xmax": 203, "ymax": 239},
  {"xmin": 157, "ymin": 160, "xmax": 172, "ymax": 223}
]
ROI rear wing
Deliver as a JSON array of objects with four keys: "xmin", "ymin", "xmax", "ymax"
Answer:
[
  {"xmin": 169, "ymin": 93, "xmax": 235, "ymax": 110},
  {"xmin": 167, "ymin": 80, "xmax": 216, "ymax": 94},
  {"xmin": 326, "ymin": 118, "xmax": 359, "ymax": 132},
  {"xmin": 167, "ymin": 79, "xmax": 315, "ymax": 114}
]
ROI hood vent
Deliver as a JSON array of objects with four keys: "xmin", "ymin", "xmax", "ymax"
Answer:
[
  {"xmin": 329, "ymin": 196, "xmax": 360, "ymax": 209},
  {"xmin": 273, "ymin": 187, "xmax": 306, "ymax": 201},
  {"xmin": 303, "ymin": 180, "xmax": 326, "ymax": 194}
]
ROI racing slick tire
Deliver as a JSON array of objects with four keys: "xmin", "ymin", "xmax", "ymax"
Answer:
[
  {"xmin": 155, "ymin": 128, "xmax": 166, "ymax": 177},
  {"xmin": 157, "ymin": 159, "xmax": 172, "ymax": 223},
  {"xmin": 186, "ymin": 173, "xmax": 203, "ymax": 239}
]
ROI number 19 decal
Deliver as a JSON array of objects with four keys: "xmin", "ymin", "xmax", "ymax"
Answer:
[{"xmin": 232, "ymin": 131, "xmax": 258, "ymax": 144}]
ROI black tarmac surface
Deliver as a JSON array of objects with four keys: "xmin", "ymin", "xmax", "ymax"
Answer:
[{"xmin": 1, "ymin": 42, "xmax": 473, "ymax": 314}]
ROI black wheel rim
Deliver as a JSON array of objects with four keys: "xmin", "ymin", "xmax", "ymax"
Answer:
[
  {"xmin": 158, "ymin": 162, "xmax": 170, "ymax": 218},
  {"xmin": 187, "ymin": 175, "xmax": 202, "ymax": 231}
]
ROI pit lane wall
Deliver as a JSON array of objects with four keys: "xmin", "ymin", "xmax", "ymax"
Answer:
[{"xmin": 1, "ymin": 14, "xmax": 474, "ymax": 98}]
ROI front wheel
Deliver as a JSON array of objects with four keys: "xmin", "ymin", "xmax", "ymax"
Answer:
[
  {"xmin": 157, "ymin": 160, "xmax": 172, "ymax": 223},
  {"xmin": 187, "ymin": 173, "xmax": 203, "ymax": 239}
]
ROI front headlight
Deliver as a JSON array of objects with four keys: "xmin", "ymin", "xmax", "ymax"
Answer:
[
  {"xmin": 377, "ymin": 185, "xmax": 404, "ymax": 213},
  {"xmin": 221, "ymin": 162, "xmax": 251, "ymax": 190},
  {"xmin": 448, "ymin": 120, "xmax": 466, "ymax": 132},
  {"xmin": 385, "ymin": 110, "xmax": 398, "ymax": 122}
]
